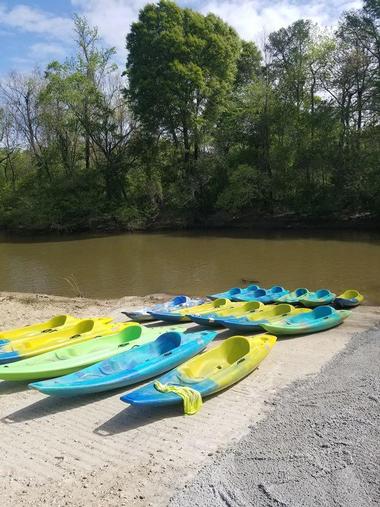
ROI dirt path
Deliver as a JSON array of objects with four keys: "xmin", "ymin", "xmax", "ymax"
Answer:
[{"xmin": 0, "ymin": 293, "xmax": 379, "ymax": 506}]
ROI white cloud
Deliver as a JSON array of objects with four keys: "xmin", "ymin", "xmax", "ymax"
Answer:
[
  {"xmin": 71, "ymin": 0, "xmax": 147, "ymax": 55},
  {"xmin": 198, "ymin": 1, "xmax": 364, "ymax": 42},
  {"xmin": 30, "ymin": 42, "xmax": 66, "ymax": 58},
  {"xmin": 70, "ymin": 0, "xmax": 364, "ymax": 60},
  {"xmin": 0, "ymin": 3, "xmax": 73, "ymax": 40}
]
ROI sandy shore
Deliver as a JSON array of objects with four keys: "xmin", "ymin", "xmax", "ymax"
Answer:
[{"xmin": 0, "ymin": 292, "xmax": 379, "ymax": 506}]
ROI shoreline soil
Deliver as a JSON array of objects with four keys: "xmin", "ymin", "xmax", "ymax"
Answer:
[
  {"xmin": 1, "ymin": 212, "xmax": 379, "ymax": 237},
  {"xmin": 0, "ymin": 292, "xmax": 379, "ymax": 506}
]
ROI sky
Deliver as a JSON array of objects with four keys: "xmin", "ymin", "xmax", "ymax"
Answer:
[{"xmin": 0, "ymin": 0, "xmax": 363, "ymax": 75}]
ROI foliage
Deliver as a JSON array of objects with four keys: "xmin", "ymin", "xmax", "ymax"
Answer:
[{"xmin": 0, "ymin": 2, "xmax": 379, "ymax": 233}]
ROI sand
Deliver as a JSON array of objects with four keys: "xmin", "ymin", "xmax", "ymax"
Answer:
[{"xmin": 0, "ymin": 292, "xmax": 379, "ymax": 506}]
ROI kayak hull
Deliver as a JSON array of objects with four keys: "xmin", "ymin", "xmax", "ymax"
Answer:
[
  {"xmin": 149, "ymin": 298, "xmax": 230, "ymax": 324},
  {"xmin": 0, "ymin": 315, "xmax": 79, "ymax": 343},
  {"xmin": 218, "ymin": 306, "xmax": 310, "ymax": 332},
  {"xmin": 262, "ymin": 307, "xmax": 351, "ymax": 335},
  {"xmin": 0, "ymin": 325, "xmax": 183, "ymax": 381},
  {"xmin": 0, "ymin": 319, "xmax": 132, "ymax": 364},
  {"xmin": 208, "ymin": 285, "xmax": 260, "ymax": 300},
  {"xmin": 30, "ymin": 330, "xmax": 217, "ymax": 396},
  {"xmin": 299, "ymin": 289, "xmax": 336, "ymax": 308},
  {"xmin": 122, "ymin": 334, "xmax": 277, "ymax": 409},
  {"xmin": 334, "ymin": 290, "xmax": 364, "ymax": 308},
  {"xmin": 123, "ymin": 296, "xmax": 204, "ymax": 322}
]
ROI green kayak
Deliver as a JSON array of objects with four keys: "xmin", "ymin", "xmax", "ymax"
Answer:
[{"xmin": 0, "ymin": 324, "xmax": 181, "ymax": 381}]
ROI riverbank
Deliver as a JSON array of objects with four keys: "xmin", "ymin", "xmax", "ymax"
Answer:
[
  {"xmin": 0, "ymin": 293, "xmax": 379, "ymax": 506},
  {"xmin": 1, "ymin": 210, "xmax": 380, "ymax": 236}
]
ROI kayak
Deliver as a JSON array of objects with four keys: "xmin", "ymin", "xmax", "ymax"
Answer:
[
  {"xmin": 218, "ymin": 305, "xmax": 310, "ymax": 332},
  {"xmin": 262, "ymin": 306, "xmax": 351, "ymax": 335},
  {"xmin": 121, "ymin": 333, "xmax": 277, "ymax": 413},
  {"xmin": 0, "ymin": 324, "xmax": 183, "ymax": 381},
  {"xmin": 274, "ymin": 288, "xmax": 310, "ymax": 304},
  {"xmin": 0, "ymin": 315, "xmax": 80, "ymax": 344},
  {"xmin": 208, "ymin": 285, "xmax": 260, "ymax": 300},
  {"xmin": 334, "ymin": 290, "xmax": 364, "ymax": 308},
  {"xmin": 232, "ymin": 286, "xmax": 289, "ymax": 303},
  {"xmin": 149, "ymin": 298, "xmax": 232, "ymax": 323},
  {"xmin": 123, "ymin": 296, "xmax": 204, "ymax": 322},
  {"xmin": 30, "ymin": 330, "xmax": 217, "ymax": 397},
  {"xmin": 299, "ymin": 289, "xmax": 336, "ymax": 307},
  {"xmin": 0, "ymin": 318, "xmax": 132, "ymax": 364},
  {"xmin": 188, "ymin": 301, "xmax": 265, "ymax": 327}
]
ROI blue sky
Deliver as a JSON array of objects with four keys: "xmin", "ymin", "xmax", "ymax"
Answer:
[{"xmin": 0, "ymin": 0, "xmax": 363, "ymax": 75}]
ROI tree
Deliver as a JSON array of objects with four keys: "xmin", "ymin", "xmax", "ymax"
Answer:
[{"xmin": 125, "ymin": 0, "xmax": 241, "ymax": 167}]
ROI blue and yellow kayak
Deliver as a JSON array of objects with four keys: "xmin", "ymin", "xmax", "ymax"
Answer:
[
  {"xmin": 30, "ymin": 330, "xmax": 217, "ymax": 396},
  {"xmin": 218, "ymin": 305, "xmax": 310, "ymax": 332},
  {"xmin": 0, "ymin": 318, "xmax": 131, "ymax": 364},
  {"xmin": 122, "ymin": 333, "xmax": 277, "ymax": 413},
  {"xmin": 149, "ymin": 298, "xmax": 233, "ymax": 323},
  {"xmin": 0, "ymin": 315, "xmax": 80, "ymax": 344},
  {"xmin": 188, "ymin": 301, "xmax": 265, "ymax": 327},
  {"xmin": 208, "ymin": 285, "xmax": 260, "ymax": 300},
  {"xmin": 274, "ymin": 288, "xmax": 309, "ymax": 304},
  {"xmin": 334, "ymin": 290, "xmax": 364, "ymax": 308},
  {"xmin": 232, "ymin": 286, "xmax": 289, "ymax": 303},
  {"xmin": 299, "ymin": 289, "xmax": 336, "ymax": 307},
  {"xmin": 262, "ymin": 306, "xmax": 351, "ymax": 335}
]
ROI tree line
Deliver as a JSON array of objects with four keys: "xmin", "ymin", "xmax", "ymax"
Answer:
[{"xmin": 0, "ymin": 0, "xmax": 379, "ymax": 232}]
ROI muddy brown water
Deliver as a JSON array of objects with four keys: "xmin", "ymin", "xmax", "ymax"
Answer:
[{"xmin": 0, "ymin": 230, "xmax": 379, "ymax": 304}]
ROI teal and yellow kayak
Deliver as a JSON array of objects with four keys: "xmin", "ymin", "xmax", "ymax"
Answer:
[
  {"xmin": 122, "ymin": 333, "xmax": 277, "ymax": 414},
  {"xmin": 334, "ymin": 290, "xmax": 364, "ymax": 308},
  {"xmin": 218, "ymin": 305, "xmax": 310, "ymax": 332},
  {"xmin": 262, "ymin": 306, "xmax": 351, "ymax": 335},
  {"xmin": 30, "ymin": 330, "xmax": 217, "ymax": 396},
  {"xmin": 0, "ymin": 324, "xmax": 183, "ymax": 381},
  {"xmin": 274, "ymin": 288, "xmax": 309, "ymax": 304},
  {"xmin": 299, "ymin": 289, "xmax": 336, "ymax": 307}
]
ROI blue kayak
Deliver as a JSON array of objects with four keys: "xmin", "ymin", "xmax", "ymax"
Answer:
[
  {"xmin": 29, "ymin": 330, "xmax": 216, "ymax": 396},
  {"xmin": 262, "ymin": 306, "xmax": 351, "ymax": 335},
  {"xmin": 232, "ymin": 286, "xmax": 289, "ymax": 303},
  {"xmin": 123, "ymin": 296, "xmax": 204, "ymax": 322},
  {"xmin": 208, "ymin": 285, "xmax": 260, "ymax": 300},
  {"xmin": 274, "ymin": 288, "xmax": 309, "ymax": 303},
  {"xmin": 299, "ymin": 289, "xmax": 336, "ymax": 307}
]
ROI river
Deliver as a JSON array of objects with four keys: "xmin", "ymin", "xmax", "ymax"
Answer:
[{"xmin": 0, "ymin": 230, "xmax": 379, "ymax": 304}]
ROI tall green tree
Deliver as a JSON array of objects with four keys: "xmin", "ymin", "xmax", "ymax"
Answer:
[{"xmin": 125, "ymin": 0, "xmax": 241, "ymax": 166}]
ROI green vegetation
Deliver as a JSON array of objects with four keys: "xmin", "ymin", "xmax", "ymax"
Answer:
[{"xmin": 0, "ymin": 0, "xmax": 379, "ymax": 232}]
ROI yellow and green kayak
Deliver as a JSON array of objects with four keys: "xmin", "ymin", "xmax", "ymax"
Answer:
[
  {"xmin": 0, "ymin": 318, "xmax": 134, "ymax": 364},
  {"xmin": 0, "ymin": 324, "xmax": 183, "ymax": 381},
  {"xmin": 0, "ymin": 315, "xmax": 79, "ymax": 344},
  {"xmin": 122, "ymin": 333, "xmax": 277, "ymax": 414}
]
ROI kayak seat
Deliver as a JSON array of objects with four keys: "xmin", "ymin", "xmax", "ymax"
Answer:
[{"xmin": 151, "ymin": 332, "xmax": 182, "ymax": 356}]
